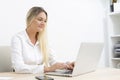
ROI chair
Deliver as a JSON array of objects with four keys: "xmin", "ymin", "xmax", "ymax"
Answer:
[{"xmin": 0, "ymin": 46, "xmax": 12, "ymax": 72}]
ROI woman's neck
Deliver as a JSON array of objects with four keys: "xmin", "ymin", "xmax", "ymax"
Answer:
[{"xmin": 26, "ymin": 28, "xmax": 38, "ymax": 45}]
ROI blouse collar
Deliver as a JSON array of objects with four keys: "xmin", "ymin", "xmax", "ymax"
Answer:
[{"xmin": 24, "ymin": 30, "xmax": 39, "ymax": 46}]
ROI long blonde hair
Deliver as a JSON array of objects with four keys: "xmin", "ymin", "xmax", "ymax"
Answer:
[{"xmin": 26, "ymin": 6, "xmax": 49, "ymax": 67}]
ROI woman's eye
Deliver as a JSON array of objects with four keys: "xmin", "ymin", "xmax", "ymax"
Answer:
[
  {"xmin": 38, "ymin": 18, "xmax": 42, "ymax": 21},
  {"xmin": 37, "ymin": 18, "xmax": 47, "ymax": 23},
  {"xmin": 44, "ymin": 20, "xmax": 47, "ymax": 23}
]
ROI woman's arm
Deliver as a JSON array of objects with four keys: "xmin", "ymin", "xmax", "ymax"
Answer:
[{"xmin": 45, "ymin": 49, "xmax": 67, "ymax": 72}]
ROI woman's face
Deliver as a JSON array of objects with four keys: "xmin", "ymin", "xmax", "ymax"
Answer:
[{"xmin": 30, "ymin": 12, "xmax": 47, "ymax": 32}]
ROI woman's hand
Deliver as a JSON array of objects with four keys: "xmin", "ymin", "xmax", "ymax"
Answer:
[
  {"xmin": 44, "ymin": 62, "xmax": 68, "ymax": 72},
  {"xmin": 66, "ymin": 62, "xmax": 75, "ymax": 70}
]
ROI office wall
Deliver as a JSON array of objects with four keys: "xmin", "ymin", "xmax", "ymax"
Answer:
[{"xmin": 0, "ymin": 0, "xmax": 106, "ymax": 67}]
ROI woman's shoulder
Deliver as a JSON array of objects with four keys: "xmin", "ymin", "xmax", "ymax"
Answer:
[{"xmin": 12, "ymin": 30, "xmax": 26, "ymax": 39}]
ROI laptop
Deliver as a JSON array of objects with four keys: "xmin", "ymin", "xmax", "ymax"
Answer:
[{"xmin": 45, "ymin": 42, "xmax": 104, "ymax": 77}]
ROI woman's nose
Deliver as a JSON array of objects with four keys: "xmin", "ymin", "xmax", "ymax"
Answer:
[{"xmin": 41, "ymin": 21, "xmax": 45, "ymax": 24}]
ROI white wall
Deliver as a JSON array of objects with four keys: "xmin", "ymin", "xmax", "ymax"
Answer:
[{"xmin": 0, "ymin": 0, "xmax": 106, "ymax": 66}]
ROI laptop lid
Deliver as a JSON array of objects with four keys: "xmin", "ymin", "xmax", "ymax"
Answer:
[
  {"xmin": 45, "ymin": 42, "xmax": 103, "ymax": 77},
  {"xmin": 72, "ymin": 42, "xmax": 103, "ymax": 76}
]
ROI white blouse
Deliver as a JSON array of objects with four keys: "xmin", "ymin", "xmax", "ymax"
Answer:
[{"xmin": 11, "ymin": 30, "xmax": 56, "ymax": 74}]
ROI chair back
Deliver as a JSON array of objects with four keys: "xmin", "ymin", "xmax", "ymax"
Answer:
[{"xmin": 0, "ymin": 46, "xmax": 12, "ymax": 72}]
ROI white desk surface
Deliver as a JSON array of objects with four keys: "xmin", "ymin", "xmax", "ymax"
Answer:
[{"xmin": 0, "ymin": 68, "xmax": 120, "ymax": 80}]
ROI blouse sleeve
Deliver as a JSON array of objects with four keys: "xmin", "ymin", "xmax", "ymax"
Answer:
[{"xmin": 11, "ymin": 35, "xmax": 44, "ymax": 74}]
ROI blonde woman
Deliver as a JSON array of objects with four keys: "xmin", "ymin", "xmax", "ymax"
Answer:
[{"xmin": 11, "ymin": 6, "xmax": 74, "ymax": 74}]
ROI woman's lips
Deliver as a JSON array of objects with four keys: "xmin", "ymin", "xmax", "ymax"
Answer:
[{"xmin": 38, "ymin": 26, "xmax": 45, "ymax": 31}]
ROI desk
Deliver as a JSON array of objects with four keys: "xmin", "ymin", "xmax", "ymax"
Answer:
[{"xmin": 0, "ymin": 68, "xmax": 120, "ymax": 80}]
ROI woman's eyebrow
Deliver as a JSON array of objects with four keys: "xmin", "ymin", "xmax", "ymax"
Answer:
[{"xmin": 37, "ymin": 17, "xmax": 46, "ymax": 20}]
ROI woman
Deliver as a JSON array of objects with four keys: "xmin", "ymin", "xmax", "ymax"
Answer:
[{"xmin": 11, "ymin": 6, "xmax": 74, "ymax": 74}]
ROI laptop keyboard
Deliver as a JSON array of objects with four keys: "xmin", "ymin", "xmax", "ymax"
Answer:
[
  {"xmin": 55, "ymin": 69, "xmax": 73, "ymax": 74},
  {"xmin": 64, "ymin": 70, "xmax": 72, "ymax": 74}
]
